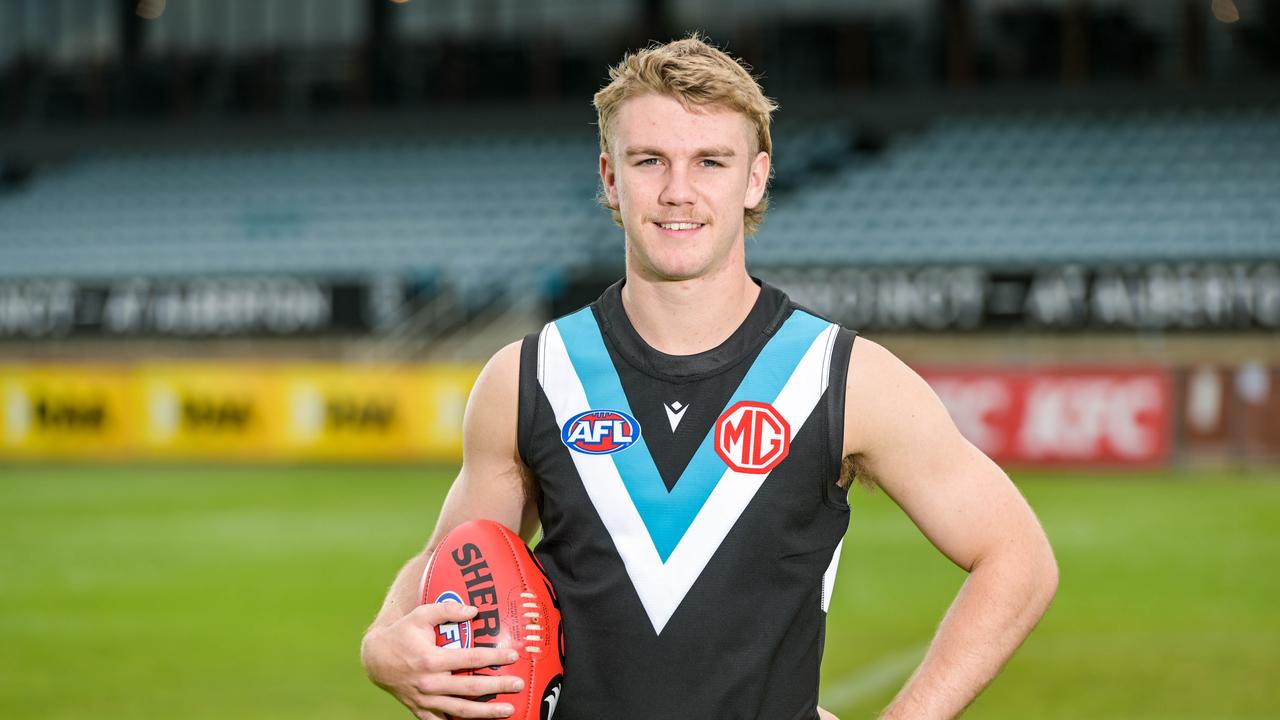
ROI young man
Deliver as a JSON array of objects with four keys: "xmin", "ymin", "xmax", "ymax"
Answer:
[{"xmin": 361, "ymin": 36, "xmax": 1058, "ymax": 720}]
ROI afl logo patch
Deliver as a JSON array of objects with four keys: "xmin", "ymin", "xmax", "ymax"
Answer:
[
  {"xmin": 432, "ymin": 591, "xmax": 473, "ymax": 650},
  {"xmin": 715, "ymin": 400, "xmax": 791, "ymax": 474},
  {"xmin": 561, "ymin": 409, "xmax": 641, "ymax": 455}
]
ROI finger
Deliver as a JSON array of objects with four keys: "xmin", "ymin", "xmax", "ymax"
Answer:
[
  {"xmin": 409, "ymin": 601, "xmax": 479, "ymax": 628},
  {"xmin": 435, "ymin": 647, "xmax": 520, "ymax": 672},
  {"xmin": 403, "ymin": 695, "xmax": 444, "ymax": 720},
  {"xmin": 418, "ymin": 671, "xmax": 524, "ymax": 698},
  {"xmin": 430, "ymin": 694, "xmax": 515, "ymax": 719}
]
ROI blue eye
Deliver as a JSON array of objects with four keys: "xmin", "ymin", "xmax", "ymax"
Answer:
[
  {"xmin": 637, "ymin": 158, "xmax": 660, "ymax": 166},
  {"xmin": 700, "ymin": 159, "xmax": 723, "ymax": 168}
]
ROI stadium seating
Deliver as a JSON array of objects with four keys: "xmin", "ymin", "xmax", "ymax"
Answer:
[
  {"xmin": 0, "ymin": 136, "xmax": 610, "ymax": 301},
  {"xmin": 1, "ymin": 108, "xmax": 1276, "ymax": 302},
  {"xmin": 754, "ymin": 107, "xmax": 1280, "ymax": 265}
]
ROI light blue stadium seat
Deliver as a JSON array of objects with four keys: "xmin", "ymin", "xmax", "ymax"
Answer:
[{"xmin": 2, "ymin": 109, "xmax": 1277, "ymax": 287}]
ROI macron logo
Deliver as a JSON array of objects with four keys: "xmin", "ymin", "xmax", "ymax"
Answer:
[{"xmin": 664, "ymin": 401, "xmax": 689, "ymax": 432}]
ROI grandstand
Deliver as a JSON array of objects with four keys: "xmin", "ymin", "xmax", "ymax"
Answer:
[
  {"xmin": 757, "ymin": 106, "xmax": 1280, "ymax": 266},
  {"xmin": 3, "ymin": 103, "xmax": 1278, "ymax": 367},
  {"xmin": 0, "ymin": 135, "xmax": 601, "ymax": 291},
  {"xmin": 2, "ymin": 106, "xmax": 1275, "ymax": 302}
]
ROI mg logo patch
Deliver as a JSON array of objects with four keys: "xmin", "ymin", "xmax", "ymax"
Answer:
[
  {"xmin": 561, "ymin": 409, "xmax": 641, "ymax": 455},
  {"xmin": 715, "ymin": 400, "xmax": 791, "ymax": 473}
]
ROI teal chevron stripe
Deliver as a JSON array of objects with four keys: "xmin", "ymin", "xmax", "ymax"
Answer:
[{"xmin": 556, "ymin": 306, "xmax": 828, "ymax": 562}]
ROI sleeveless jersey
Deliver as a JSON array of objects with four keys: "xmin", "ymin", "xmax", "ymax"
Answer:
[{"xmin": 517, "ymin": 280, "xmax": 857, "ymax": 720}]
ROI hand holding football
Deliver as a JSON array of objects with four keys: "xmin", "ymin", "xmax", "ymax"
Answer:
[
  {"xmin": 361, "ymin": 600, "xmax": 522, "ymax": 719},
  {"xmin": 420, "ymin": 519, "xmax": 565, "ymax": 720}
]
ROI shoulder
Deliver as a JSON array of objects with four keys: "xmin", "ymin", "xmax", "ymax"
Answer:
[
  {"xmin": 464, "ymin": 340, "xmax": 524, "ymax": 431},
  {"xmin": 846, "ymin": 336, "xmax": 906, "ymax": 384},
  {"xmin": 480, "ymin": 339, "xmax": 524, "ymax": 382},
  {"xmin": 842, "ymin": 336, "xmax": 947, "ymax": 459}
]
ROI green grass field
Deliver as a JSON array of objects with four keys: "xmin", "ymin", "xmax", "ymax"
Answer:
[{"xmin": 1, "ymin": 465, "xmax": 1277, "ymax": 719}]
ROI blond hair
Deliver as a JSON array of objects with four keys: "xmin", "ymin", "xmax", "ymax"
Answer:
[{"xmin": 593, "ymin": 34, "xmax": 778, "ymax": 236}]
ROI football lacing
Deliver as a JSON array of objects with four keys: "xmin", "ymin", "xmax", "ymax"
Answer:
[{"xmin": 520, "ymin": 592, "xmax": 542, "ymax": 652}]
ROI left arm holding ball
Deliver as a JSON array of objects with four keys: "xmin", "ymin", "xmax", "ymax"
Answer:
[
  {"xmin": 362, "ymin": 341, "xmax": 536, "ymax": 719},
  {"xmin": 840, "ymin": 339, "xmax": 1059, "ymax": 720}
]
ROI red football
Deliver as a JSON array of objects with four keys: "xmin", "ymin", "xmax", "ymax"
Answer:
[{"xmin": 419, "ymin": 519, "xmax": 565, "ymax": 720}]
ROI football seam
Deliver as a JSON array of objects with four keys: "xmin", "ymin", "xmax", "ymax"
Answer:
[
  {"xmin": 496, "ymin": 529, "xmax": 539, "ymax": 720},
  {"xmin": 420, "ymin": 548, "xmax": 439, "ymax": 605}
]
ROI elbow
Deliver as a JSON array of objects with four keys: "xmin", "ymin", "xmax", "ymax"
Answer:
[
  {"xmin": 1034, "ymin": 540, "xmax": 1060, "ymax": 613},
  {"xmin": 1043, "ymin": 560, "xmax": 1060, "ymax": 608},
  {"xmin": 999, "ymin": 532, "xmax": 1059, "ymax": 616}
]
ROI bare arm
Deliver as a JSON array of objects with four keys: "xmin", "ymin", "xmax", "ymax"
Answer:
[
  {"xmin": 843, "ymin": 339, "xmax": 1058, "ymax": 720},
  {"xmin": 361, "ymin": 340, "xmax": 539, "ymax": 720}
]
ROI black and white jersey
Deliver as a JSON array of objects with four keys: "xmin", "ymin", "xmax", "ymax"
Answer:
[{"xmin": 517, "ymin": 279, "xmax": 857, "ymax": 720}]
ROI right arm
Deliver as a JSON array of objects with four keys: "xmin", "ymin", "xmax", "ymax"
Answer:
[{"xmin": 360, "ymin": 340, "xmax": 539, "ymax": 719}]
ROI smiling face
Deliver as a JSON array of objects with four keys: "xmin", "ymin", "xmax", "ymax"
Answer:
[{"xmin": 599, "ymin": 93, "xmax": 770, "ymax": 283}]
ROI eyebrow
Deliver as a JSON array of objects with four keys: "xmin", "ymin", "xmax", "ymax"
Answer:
[{"xmin": 624, "ymin": 145, "xmax": 738, "ymax": 158}]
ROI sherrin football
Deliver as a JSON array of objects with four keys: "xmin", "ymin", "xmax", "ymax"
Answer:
[{"xmin": 419, "ymin": 519, "xmax": 565, "ymax": 720}]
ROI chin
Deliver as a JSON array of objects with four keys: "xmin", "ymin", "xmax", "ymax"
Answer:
[
  {"xmin": 642, "ymin": 256, "xmax": 719, "ymax": 282},
  {"xmin": 653, "ymin": 268, "xmax": 705, "ymax": 282},
  {"xmin": 625, "ymin": 227, "xmax": 732, "ymax": 281}
]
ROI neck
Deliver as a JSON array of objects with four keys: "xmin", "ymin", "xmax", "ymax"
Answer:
[{"xmin": 619, "ymin": 263, "xmax": 760, "ymax": 356}]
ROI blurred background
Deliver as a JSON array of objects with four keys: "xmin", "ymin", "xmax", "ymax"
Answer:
[{"xmin": 0, "ymin": 0, "xmax": 1277, "ymax": 718}]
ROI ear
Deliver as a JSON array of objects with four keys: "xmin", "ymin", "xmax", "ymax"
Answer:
[
  {"xmin": 599, "ymin": 152, "xmax": 619, "ymax": 209},
  {"xmin": 744, "ymin": 150, "xmax": 770, "ymax": 210}
]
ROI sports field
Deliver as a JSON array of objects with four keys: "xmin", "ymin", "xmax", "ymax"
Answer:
[{"xmin": 1, "ymin": 464, "xmax": 1276, "ymax": 719}]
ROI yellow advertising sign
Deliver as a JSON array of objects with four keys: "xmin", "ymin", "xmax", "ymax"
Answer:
[
  {"xmin": 279, "ymin": 365, "xmax": 417, "ymax": 460},
  {"xmin": 0, "ymin": 362, "xmax": 482, "ymax": 462},
  {"xmin": 1, "ymin": 366, "xmax": 136, "ymax": 459},
  {"xmin": 135, "ymin": 364, "xmax": 281, "ymax": 459}
]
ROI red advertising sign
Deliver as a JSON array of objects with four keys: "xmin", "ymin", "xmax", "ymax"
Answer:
[{"xmin": 920, "ymin": 367, "xmax": 1173, "ymax": 466}]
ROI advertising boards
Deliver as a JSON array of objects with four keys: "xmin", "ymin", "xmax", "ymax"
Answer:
[
  {"xmin": 136, "ymin": 364, "xmax": 281, "ymax": 459},
  {"xmin": 0, "ymin": 363, "xmax": 1192, "ymax": 466},
  {"xmin": 0, "ymin": 363, "xmax": 478, "ymax": 462},
  {"xmin": 922, "ymin": 367, "xmax": 1174, "ymax": 466},
  {"xmin": 1, "ymin": 366, "xmax": 136, "ymax": 459}
]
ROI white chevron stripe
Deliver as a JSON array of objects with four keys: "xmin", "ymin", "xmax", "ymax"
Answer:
[
  {"xmin": 822, "ymin": 539, "xmax": 844, "ymax": 613},
  {"xmin": 539, "ymin": 320, "xmax": 839, "ymax": 634}
]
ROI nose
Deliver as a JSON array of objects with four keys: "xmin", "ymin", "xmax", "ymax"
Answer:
[{"xmin": 658, "ymin": 164, "xmax": 696, "ymax": 207}]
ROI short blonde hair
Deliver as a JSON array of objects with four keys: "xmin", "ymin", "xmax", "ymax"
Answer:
[{"xmin": 593, "ymin": 34, "xmax": 778, "ymax": 237}]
